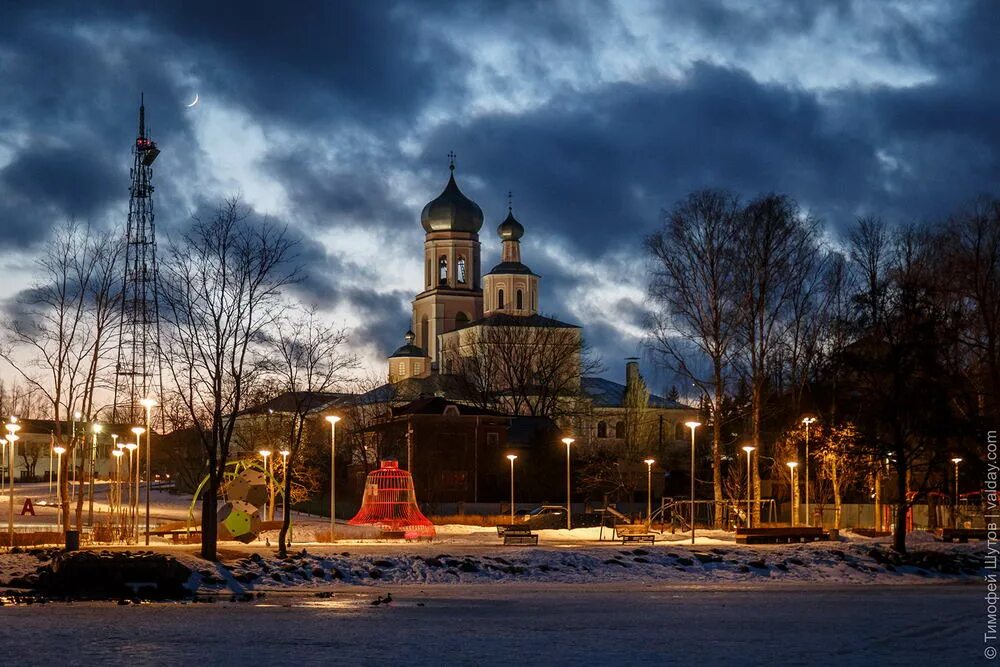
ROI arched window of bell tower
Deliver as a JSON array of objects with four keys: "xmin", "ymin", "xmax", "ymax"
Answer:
[
  {"xmin": 497, "ymin": 288, "xmax": 505, "ymax": 310},
  {"xmin": 516, "ymin": 289, "xmax": 523, "ymax": 310},
  {"xmin": 425, "ymin": 259, "xmax": 431, "ymax": 287},
  {"xmin": 456, "ymin": 256, "xmax": 467, "ymax": 284},
  {"xmin": 438, "ymin": 256, "xmax": 448, "ymax": 284}
]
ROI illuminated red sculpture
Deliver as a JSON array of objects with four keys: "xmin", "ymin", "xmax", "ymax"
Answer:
[{"xmin": 348, "ymin": 460, "xmax": 436, "ymax": 540}]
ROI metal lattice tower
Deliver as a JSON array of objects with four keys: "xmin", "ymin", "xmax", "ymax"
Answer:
[{"xmin": 113, "ymin": 95, "xmax": 163, "ymax": 425}]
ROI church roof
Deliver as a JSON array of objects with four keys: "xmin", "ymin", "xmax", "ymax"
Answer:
[
  {"xmin": 389, "ymin": 396, "xmax": 507, "ymax": 417},
  {"xmin": 484, "ymin": 260, "xmax": 537, "ymax": 276},
  {"xmin": 468, "ymin": 312, "xmax": 579, "ymax": 329},
  {"xmin": 581, "ymin": 376, "xmax": 690, "ymax": 409},
  {"xmin": 497, "ymin": 209, "xmax": 524, "ymax": 241},
  {"xmin": 420, "ymin": 167, "xmax": 483, "ymax": 234}
]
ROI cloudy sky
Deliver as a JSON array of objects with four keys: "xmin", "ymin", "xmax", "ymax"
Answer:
[{"xmin": 1, "ymin": 0, "xmax": 998, "ymax": 387}]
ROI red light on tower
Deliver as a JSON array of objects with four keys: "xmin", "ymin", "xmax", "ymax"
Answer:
[{"xmin": 348, "ymin": 460, "xmax": 435, "ymax": 540}]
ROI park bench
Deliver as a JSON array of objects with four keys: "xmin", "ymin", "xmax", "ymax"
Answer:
[
  {"xmin": 735, "ymin": 527, "xmax": 827, "ymax": 544},
  {"xmin": 614, "ymin": 524, "xmax": 656, "ymax": 545},
  {"xmin": 936, "ymin": 527, "xmax": 988, "ymax": 543},
  {"xmin": 498, "ymin": 524, "xmax": 539, "ymax": 546}
]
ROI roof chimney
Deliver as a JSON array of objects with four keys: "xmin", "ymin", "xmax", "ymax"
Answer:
[{"xmin": 625, "ymin": 357, "xmax": 640, "ymax": 387}]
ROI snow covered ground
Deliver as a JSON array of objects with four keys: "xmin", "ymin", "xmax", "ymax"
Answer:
[{"xmin": 0, "ymin": 584, "xmax": 983, "ymax": 665}]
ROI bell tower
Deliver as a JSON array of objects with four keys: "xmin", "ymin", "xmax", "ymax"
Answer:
[
  {"xmin": 483, "ymin": 194, "xmax": 540, "ymax": 316},
  {"xmin": 411, "ymin": 155, "xmax": 484, "ymax": 366}
]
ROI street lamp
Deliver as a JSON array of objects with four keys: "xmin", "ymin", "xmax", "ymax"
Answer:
[
  {"xmin": 506, "ymin": 454, "xmax": 518, "ymax": 523},
  {"xmin": 742, "ymin": 446, "xmax": 756, "ymax": 528},
  {"xmin": 139, "ymin": 397, "xmax": 156, "ymax": 546},
  {"xmin": 53, "ymin": 445, "xmax": 66, "ymax": 533},
  {"xmin": 5, "ymin": 419, "xmax": 21, "ymax": 546},
  {"xmin": 684, "ymin": 421, "xmax": 701, "ymax": 544},
  {"xmin": 561, "ymin": 437, "xmax": 574, "ymax": 530},
  {"xmin": 786, "ymin": 461, "xmax": 799, "ymax": 527},
  {"xmin": 644, "ymin": 458, "xmax": 655, "ymax": 528},
  {"xmin": 259, "ymin": 449, "xmax": 273, "ymax": 521},
  {"xmin": 112, "ymin": 448, "xmax": 124, "ymax": 531},
  {"xmin": 129, "ymin": 427, "xmax": 144, "ymax": 542},
  {"xmin": 802, "ymin": 416, "xmax": 816, "ymax": 526},
  {"xmin": 325, "ymin": 415, "xmax": 341, "ymax": 542},
  {"xmin": 952, "ymin": 457, "xmax": 963, "ymax": 529},
  {"xmin": 88, "ymin": 423, "xmax": 102, "ymax": 526},
  {"xmin": 279, "ymin": 449, "xmax": 290, "ymax": 520}
]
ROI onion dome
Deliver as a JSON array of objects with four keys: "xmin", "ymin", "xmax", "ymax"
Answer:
[
  {"xmin": 497, "ymin": 209, "xmax": 524, "ymax": 241},
  {"xmin": 420, "ymin": 162, "xmax": 483, "ymax": 233},
  {"xmin": 390, "ymin": 330, "xmax": 425, "ymax": 358}
]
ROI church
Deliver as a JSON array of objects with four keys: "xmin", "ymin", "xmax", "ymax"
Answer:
[{"xmin": 376, "ymin": 160, "xmax": 697, "ymax": 460}]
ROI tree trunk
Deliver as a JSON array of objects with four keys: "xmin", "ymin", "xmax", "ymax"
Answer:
[
  {"xmin": 751, "ymin": 382, "xmax": 762, "ymax": 525},
  {"xmin": 892, "ymin": 458, "xmax": 907, "ymax": 553},
  {"xmin": 832, "ymin": 459, "xmax": 842, "ymax": 529},
  {"xmin": 74, "ymin": 443, "xmax": 86, "ymax": 534},
  {"xmin": 201, "ymin": 483, "xmax": 218, "ymax": 561},
  {"xmin": 712, "ymin": 377, "xmax": 724, "ymax": 529}
]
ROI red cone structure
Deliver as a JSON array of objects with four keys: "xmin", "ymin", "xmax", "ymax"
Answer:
[{"xmin": 348, "ymin": 460, "xmax": 436, "ymax": 540}]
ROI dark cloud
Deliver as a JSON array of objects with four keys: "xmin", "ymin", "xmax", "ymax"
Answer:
[{"xmin": 1, "ymin": 0, "xmax": 999, "ymax": 380}]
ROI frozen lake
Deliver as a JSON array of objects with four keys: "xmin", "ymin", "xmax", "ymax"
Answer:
[{"xmin": 0, "ymin": 583, "xmax": 981, "ymax": 665}]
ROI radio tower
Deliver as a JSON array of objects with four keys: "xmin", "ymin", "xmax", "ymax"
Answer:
[{"xmin": 113, "ymin": 95, "xmax": 163, "ymax": 426}]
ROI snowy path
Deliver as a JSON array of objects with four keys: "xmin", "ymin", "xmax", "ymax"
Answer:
[{"xmin": 0, "ymin": 584, "xmax": 981, "ymax": 666}]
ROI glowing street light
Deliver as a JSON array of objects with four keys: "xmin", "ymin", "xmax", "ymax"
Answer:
[
  {"xmin": 88, "ymin": 423, "xmax": 102, "ymax": 526},
  {"xmin": 139, "ymin": 397, "xmax": 157, "ymax": 545},
  {"xmin": 802, "ymin": 416, "xmax": 816, "ymax": 526},
  {"xmin": 53, "ymin": 445, "xmax": 66, "ymax": 532},
  {"xmin": 259, "ymin": 449, "xmax": 273, "ymax": 521},
  {"xmin": 644, "ymin": 458, "xmax": 656, "ymax": 528},
  {"xmin": 279, "ymin": 449, "xmax": 290, "ymax": 520},
  {"xmin": 112, "ymin": 448, "xmax": 124, "ymax": 528},
  {"xmin": 561, "ymin": 437, "xmax": 574, "ymax": 530},
  {"xmin": 684, "ymin": 421, "xmax": 701, "ymax": 544},
  {"xmin": 506, "ymin": 454, "xmax": 518, "ymax": 523},
  {"xmin": 325, "ymin": 415, "xmax": 341, "ymax": 542},
  {"xmin": 127, "ymin": 428, "xmax": 143, "ymax": 543},
  {"xmin": 6, "ymin": 418, "xmax": 21, "ymax": 546},
  {"xmin": 742, "ymin": 446, "xmax": 756, "ymax": 528},
  {"xmin": 787, "ymin": 461, "xmax": 799, "ymax": 527},
  {"xmin": 952, "ymin": 457, "xmax": 963, "ymax": 529}
]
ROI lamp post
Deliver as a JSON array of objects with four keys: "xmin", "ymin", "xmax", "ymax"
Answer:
[
  {"xmin": 507, "ymin": 454, "xmax": 518, "ymax": 523},
  {"xmin": 259, "ymin": 449, "xmax": 273, "ymax": 521},
  {"xmin": 952, "ymin": 457, "xmax": 963, "ymax": 529},
  {"xmin": 644, "ymin": 458, "xmax": 655, "ymax": 528},
  {"xmin": 325, "ymin": 415, "xmax": 340, "ymax": 542},
  {"xmin": 47, "ymin": 435, "xmax": 53, "ymax": 495},
  {"xmin": 128, "ymin": 428, "xmax": 143, "ymax": 543},
  {"xmin": 140, "ymin": 397, "xmax": 156, "ymax": 545},
  {"xmin": 88, "ymin": 423, "xmax": 102, "ymax": 527},
  {"xmin": 279, "ymin": 449, "xmax": 290, "ymax": 516},
  {"xmin": 0, "ymin": 438, "xmax": 6, "ymax": 496},
  {"xmin": 787, "ymin": 461, "xmax": 798, "ymax": 527},
  {"xmin": 561, "ymin": 437, "xmax": 574, "ymax": 530},
  {"xmin": 6, "ymin": 419, "xmax": 21, "ymax": 547},
  {"xmin": 742, "ymin": 446, "xmax": 756, "ymax": 528},
  {"xmin": 802, "ymin": 416, "xmax": 816, "ymax": 526},
  {"xmin": 684, "ymin": 421, "xmax": 701, "ymax": 544},
  {"xmin": 112, "ymin": 448, "xmax": 124, "ymax": 532},
  {"xmin": 53, "ymin": 445, "xmax": 66, "ymax": 533}
]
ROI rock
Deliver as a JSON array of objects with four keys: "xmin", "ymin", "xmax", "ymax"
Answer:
[
  {"xmin": 747, "ymin": 559, "xmax": 767, "ymax": 569},
  {"xmin": 694, "ymin": 553, "xmax": 722, "ymax": 564},
  {"xmin": 459, "ymin": 562, "xmax": 479, "ymax": 573},
  {"xmin": 369, "ymin": 568, "xmax": 383, "ymax": 579},
  {"xmin": 423, "ymin": 558, "xmax": 444, "ymax": 568},
  {"xmin": 270, "ymin": 572, "xmax": 282, "ymax": 582},
  {"xmin": 249, "ymin": 553, "xmax": 263, "ymax": 563},
  {"xmin": 774, "ymin": 562, "xmax": 789, "ymax": 572},
  {"xmin": 632, "ymin": 549, "xmax": 649, "ymax": 556},
  {"xmin": 373, "ymin": 559, "xmax": 396, "ymax": 568},
  {"xmin": 737, "ymin": 565, "xmax": 750, "ymax": 573},
  {"xmin": 312, "ymin": 567, "xmax": 325, "ymax": 578},
  {"xmin": 675, "ymin": 557, "xmax": 695, "ymax": 567},
  {"xmin": 604, "ymin": 559, "xmax": 628, "ymax": 567}
]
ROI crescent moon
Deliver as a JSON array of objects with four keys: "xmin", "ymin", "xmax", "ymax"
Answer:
[{"xmin": 185, "ymin": 93, "xmax": 199, "ymax": 108}]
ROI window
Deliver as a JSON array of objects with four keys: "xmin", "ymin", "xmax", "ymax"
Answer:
[
  {"xmin": 439, "ymin": 256, "xmax": 448, "ymax": 284},
  {"xmin": 457, "ymin": 256, "xmax": 467, "ymax": 284},
  {"xmin": 425, "ymin": 259, "xmax": 431, "ymax": 287},
  {"xmin": 615, "ymin": 421, "xmax": 625, "ymax": 438},
  {"xmin": 414, "ymin": 362, "xmax": 422, "ymax": 374},
  {"xmin": 455, "ymin": 312, "xmax": 469, "ymax": 328},
  {"xmin": 420, "ymin": 316, "xmax": 429, "ymax": 353},
  {"xmin": 597, "ymin": 421, "xmax": 607, "ymax": 438},
  {"xmin": 486, "ymin": 432, "xmax": 499, "ymax": 448},
  {"xmin": 516, "ymin": 289, "xmax": 523, "ymax": 310},
  {"xmin": 398, "ymin": 362, "xmax": 406, "ymax": 377},
  {"xmin": 498, "ymin": 288, "xmax": 505, "ymax": 309}
]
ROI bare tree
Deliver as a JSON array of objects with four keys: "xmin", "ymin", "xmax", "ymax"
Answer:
[
  {"xmin": 734, "ymin": 194, "xmax": 821, "ymax": 523},
  {"xmin": 646, "ymin": 189, "xmax": 743, "ymax": 528},
  {"xmin": 159, "ymin": 198, "xmax": 299, "ymax": 560},
  {"xmin": 0, "ymin": 222, "xmax": 118, "ymax": 531},
  {"xmin": 447, "ymin": 315, "xmax": 600, "ymax": 419},
  {"xmin": 271, "ymin": 306, "xmax": 354, "ymax": 557}
]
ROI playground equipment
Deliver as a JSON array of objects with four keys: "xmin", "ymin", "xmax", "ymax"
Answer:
[
  {"xmin": 348, "ymin": 460, "xmax": 435, "ymax": 540},
  {"xmin": 185, "ymin": 460, "xmax": 285, "ymax": 542}
]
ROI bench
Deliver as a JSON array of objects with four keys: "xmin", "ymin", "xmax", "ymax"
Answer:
[
  {"xmin": 614, "ymin": 524, "xmax": 656, "ymax": 545},
  {"xmin": 735, "ymin": 527, "xmax": 828, "ymax": 544},
  {"xmin": 499, "ymin": 525, "xmax": 539, "ymax": 546},
  {"xmin": 937, "ymin": 528, "xmax": 988, "ymax": 543}
]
